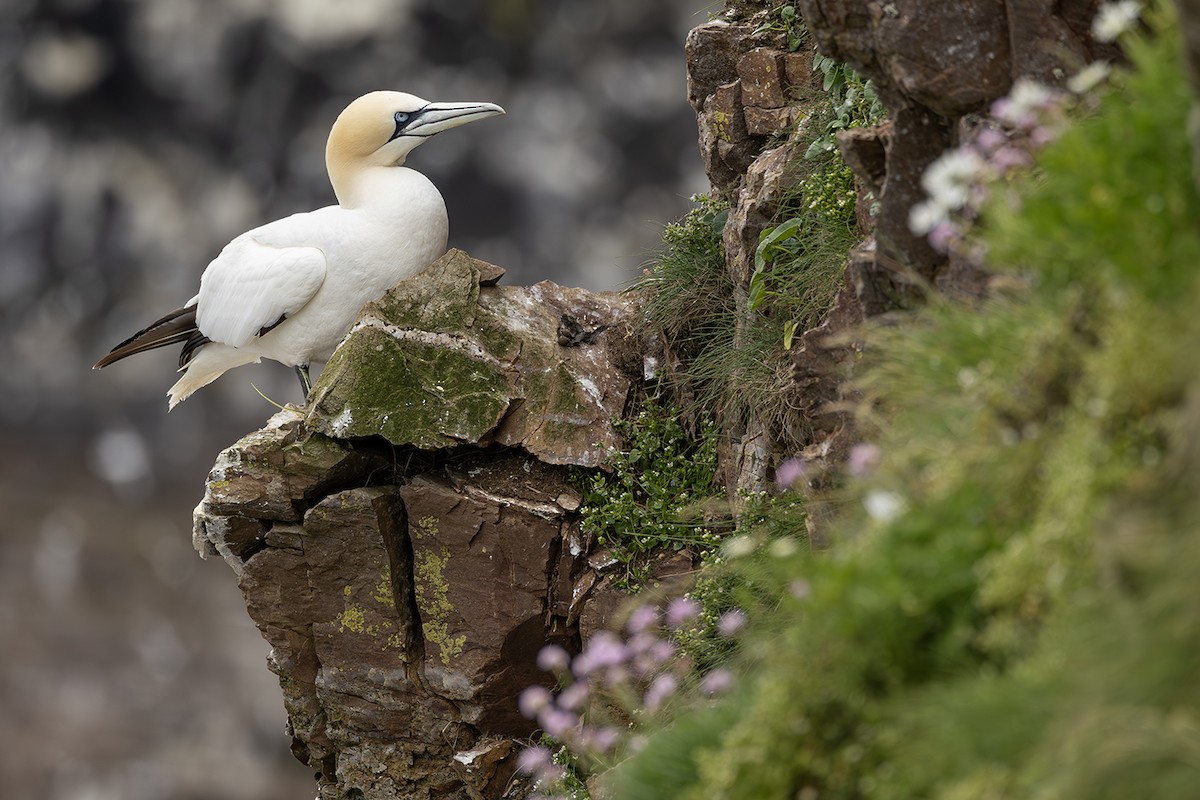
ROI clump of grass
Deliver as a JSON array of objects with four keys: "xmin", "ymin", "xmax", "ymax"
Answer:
[
  {"xmin": 608, "ymin": 3, "xmax": 1200, "ymax": 799},
  {"xmin": 640, "ymin": 194, "xmax": 733, "ymax": 373}
]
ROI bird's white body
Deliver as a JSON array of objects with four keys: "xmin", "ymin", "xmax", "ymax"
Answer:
[
  {"xmin": 94, "ymin": 91, "xmax": 504, "ymax": 409},
  {"xmin": 172, "ymin": 167, "xmax": 448, "ymax": 406}
]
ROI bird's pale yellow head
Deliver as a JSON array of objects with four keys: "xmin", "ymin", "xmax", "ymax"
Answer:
[{"xmin": 325, "ymin": 90, "xmax": 504, "ymax": 205}]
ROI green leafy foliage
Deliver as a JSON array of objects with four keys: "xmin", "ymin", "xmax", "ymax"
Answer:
[
  {"xmin": 611, "ymin": 4, "xmax": 1200, "ymax": 798},
  {"xmin": 578, "ymin": 401, "xmax": 723, "ymax": 587},
  {"xmin": 806, "ymin": 55, "xmax": 885, "ymax": 159},
  {"xmin": 752, "ymin": 4, "xmax": 807, "ymax": 52}
]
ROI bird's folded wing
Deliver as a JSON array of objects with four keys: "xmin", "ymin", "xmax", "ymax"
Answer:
[{"xmin": 195, "ymin": 239, "xmax": 327, "ymax": 347}]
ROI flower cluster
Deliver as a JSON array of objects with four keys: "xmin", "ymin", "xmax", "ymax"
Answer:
[
  {"xmin": 516, "ymin": 597, "xmax": 743, "ymax": 798},
  {"xmin": 1092, "ymin": 0, "xmax": 1142, "ymax": 43},
  {"xmin": 907, "ymin": 2, "xmax": 1139, "ymax": 255},
  {"xmin": 907, "ymin": 77, "xmax": 1070, "ymax": 254}
]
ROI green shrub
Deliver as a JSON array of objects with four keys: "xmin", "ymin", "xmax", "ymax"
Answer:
[
  {"xmin": 578, "ymin": 401, "xmax": 723, "ymax": 587},
  {"xmin": 610, "ymin": 4, "xmax": 1200, "ymax": 799}
]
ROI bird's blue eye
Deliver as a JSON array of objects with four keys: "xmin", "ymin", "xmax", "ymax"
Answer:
[{"xmin": 394, "ymin": 111, "xmax": 411, "ymax": 126}]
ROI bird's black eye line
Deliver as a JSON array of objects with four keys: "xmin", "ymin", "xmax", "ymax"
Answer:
[{"xmin": 389, "ymin": 105, "xmax": 429, "ymax": 142}]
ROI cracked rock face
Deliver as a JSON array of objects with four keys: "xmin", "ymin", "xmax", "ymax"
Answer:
[{"xmin": 193, "ymin": 250, "xmax": 641, "ymax": 799}]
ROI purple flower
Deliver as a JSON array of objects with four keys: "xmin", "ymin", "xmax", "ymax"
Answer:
[
  {"xmin": 775, "ymin": 457, "xmax": 808, "ymax": 490},
  {"xmin": 582, "ymin": 725, "xmax": 621, "ymax": 755},
  {"xmin": 717, "ymin": 609, "xmax": 747, "ymax": 637},
  {"xmin": 700, "ymin": 668, "xmax": 734, "ymax": 696},
  {"xmin": 649, "ymin": 639, "xmax": 677, "ymax": 665},
  {"xmin": 604, "ymin": 664, "xmax": 632, "ymax": 689},
  {"xmin": 847, "ymin": 443, "xmax": 882, "ymax": 477},
  {"xmin": 626, "ymin": 604, "xmax": 660, "ymax": 634},
  {"xmin": 518, "ymin": 685, "xmax": 553, "ymax": 719},
  {"xmin": 538, "ymin": 706, "xmax": 580, "ymax": 739},
  {"xmin": 991, "ymin": 145, "xmax": 1034, "ymax": 174},
  {"xmin": 517, "ymin": 745, "xmax": 554, "ymax": 776},
  {"xmin": 665, "ymin": 597, "xmax": 700, "ymax": 629},
  {"xmin": 1028, "ymin": 125, "xmax": 1058, "ymax": 148},
  {"xmin": 928, "ymin": 221, "xmax": 958, "ymax": 254},
  {"xmin": 572, "ymin": 631, "xmax": 628, "ymax": 678},
  {"xmin": 537, "ymin": 644, "xmax": 571, "ymax": 674},
  {"xmin": 973, "ymin": 127, "xmax": 1006, "ymax": 154},
  {"xmin": 643, "ymin": 672, "xmax": 679, "ymax": 712},
  {"xmin": 557, "ymin": 681, "xmax": 589, "ymax": 711},
  {"xmin": 627, "ymin": 631, "xmax": 659, "ymax": 656}
]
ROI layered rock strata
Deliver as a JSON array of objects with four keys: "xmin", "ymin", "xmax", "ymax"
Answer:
[{"xmin": 193, "ymin": 250, "xmax": 641, "ymax": 799}]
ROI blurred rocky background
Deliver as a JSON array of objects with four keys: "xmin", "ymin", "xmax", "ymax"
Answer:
[{"xmin": 0, "ymin": 0, "xmax": 711, "ymax": 796}]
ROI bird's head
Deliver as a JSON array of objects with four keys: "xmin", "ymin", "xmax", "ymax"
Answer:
[{"xmin": 325, "ymin": 91, "xmax": 504, "ymax": 204}]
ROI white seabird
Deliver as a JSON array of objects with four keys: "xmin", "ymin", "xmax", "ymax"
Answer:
[{"xmin": 94, "ymin": 91, "xmax": 504, "ymax": 409}]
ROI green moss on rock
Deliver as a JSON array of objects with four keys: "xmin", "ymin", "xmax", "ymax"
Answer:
[{"xmin": 305, "ymin": 249, "xmax": 631, "ymax": 467}]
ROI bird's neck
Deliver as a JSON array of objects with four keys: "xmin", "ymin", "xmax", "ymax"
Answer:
[{"xmin": 328, "ymin": 159, "xmax": 410, "ymax": 209}]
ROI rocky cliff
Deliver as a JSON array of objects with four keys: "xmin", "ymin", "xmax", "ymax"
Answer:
[
  {"xmin": 192, "ymin": 2, "xmax": 1124, "ymax": 797},
  {"xmin": 192, "ymin": 250, "xmax": 655, "ymax": 799}
]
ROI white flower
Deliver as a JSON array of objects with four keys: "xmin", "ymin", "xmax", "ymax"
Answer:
[
  {"xmin": 921, "ymin": 148, "xmax": 984, "ymax": 211},
  {"xmin": 724, "ymin": 534, "xmax": 759, "ymax": 559},
  {"xmin": 908, "ymin": 199, "xmax": 947, "ymax": 235},
  {"xmin": 1092, "ymin": 1, "xmax": 1141, "ymax": 43},
  {"xmin": 864, "ymin": 489, "xmax": 906, "ymax": 523},
  {"xmin": 1067, "ymin": 61, "xmax": 1112, "ymax": 94},
  {"xmin": 991, "ymin": 78, "xmax": 1057, "ymax": 128}
]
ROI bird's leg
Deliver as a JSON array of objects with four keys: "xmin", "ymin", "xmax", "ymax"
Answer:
[{"xmin": 295, "ymin": 364, "xmax": 312, "ymax": 398}]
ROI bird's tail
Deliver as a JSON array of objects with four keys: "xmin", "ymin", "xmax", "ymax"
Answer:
[
  {"xmin": 94, "ymin": 305, "xmax": 211, "ymax": 369},
  {"xmin": 167, "ymin": 344, "xmax": 259, "ymax": 410}
]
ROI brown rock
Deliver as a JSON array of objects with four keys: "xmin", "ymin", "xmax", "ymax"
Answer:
[
  {"xmin": 744, "ymin": 105, "xmax": 800, "ymax": 136},
  {"xmin": 192, "ymin": 251, "xmax": 649, "ymax": 798},
  {"xmin": 783, "ymin": 50, "xmax": 815, "ymax": 98},
  {"xmin": 699, "ymin": 79, "xmax": 764, "ymax": 193},
  {"xmin": 836, "ymin": 124, "xmax": 890, "ymax": 198},
  {"xmin": 737, "ymin": 47, "xmax": 787, "ymax": 108},
  {"xmin": 685, "ymin": 20, "xmax": 757, "ymax": 111},
  {"xmin": 306, "ymin": 250, "xmax": 634, "ymax": 468}
]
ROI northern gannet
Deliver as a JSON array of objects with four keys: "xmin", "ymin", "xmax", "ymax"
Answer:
[{"xmin": 94, "ymin": 91, "xmax": 504, "ymax": 409}]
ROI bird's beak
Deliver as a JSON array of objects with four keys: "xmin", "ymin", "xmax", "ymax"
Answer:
[{"xmin": 406, "ymin": 101, "xmax": 505, "ymax": 138}]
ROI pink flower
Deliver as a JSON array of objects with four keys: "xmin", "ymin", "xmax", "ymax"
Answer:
[
  {"xmin": 626, "ymin": 604, "xmax": 660, "ymax": 634},
  {"xmin": 700, "ymin": 668, "xmax": 734, "ymax": 696},
  {"xmin": 666, "ymin": 597, "xmax": 700, "ymax": 629},
  {"xmin": 717, "ymin": 609, "xmax": 747, "ymax": 637},
  {"xmin": 991, "ymin": 145, "xmax": 1034, "ymax": 174},
  {"xmin": 847, "ymin": 443, "xmax": 882, "ymax": 477},
  {"xmin": 537, "ymin": 644, "xmax": 571, "ymax": 674},
  {"xmin": 572, "ymin": 631, "xmax": 628, "ymax": 678},
  {"xmin": 643, "ymin": 673, "xmax": 679, "ymax": 712},
  {"xmin": 581, "ymin": 725, "xmax": 622, "ymax": 755},
  {"xmin": 973, "ymin": 127, "xmax": 1006, "ymax": 154},
  {"xmin": 649, "ymin": 639, "xmax": 677, "ymax": 665},
  {"xmin": 557, "ymin": 681, "xmax": 589, "ymax": 711},
  {"xmin": 775, "ymin": 457, "xmax": 808, "ymax": 490},
  {"xmin": 518, "ymin": 685, "xmax": 553, "ymax": 718},
  {"xmin": 627, "ymin": 631, "xmax": 659, "ymax": 656},
  {"xmin": 928, "ymin": 221, "xmax": 958, "ymax": 254},
  {"xmin": 538, "ymin": 707, "xmax": 580, "ymax": 739},
  {"xmin": 517, "ymin": 745, "xmax": 554, "ymax": 775}
]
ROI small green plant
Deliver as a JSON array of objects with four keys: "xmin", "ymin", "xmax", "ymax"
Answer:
[
  {"xmin": 752, "ymin": 4, "xmax": 807, "ymax": 52},
  {"xmin": 578, "ymin": 401, "xmax": 724, "ymax": 587},
  {"xmin": 806, "ymin": 54, "xmax": 886, "ymax": 158},
  {"xmin": 610, "ymin": 5, "xmax": 1200, "ymax": 799}
]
